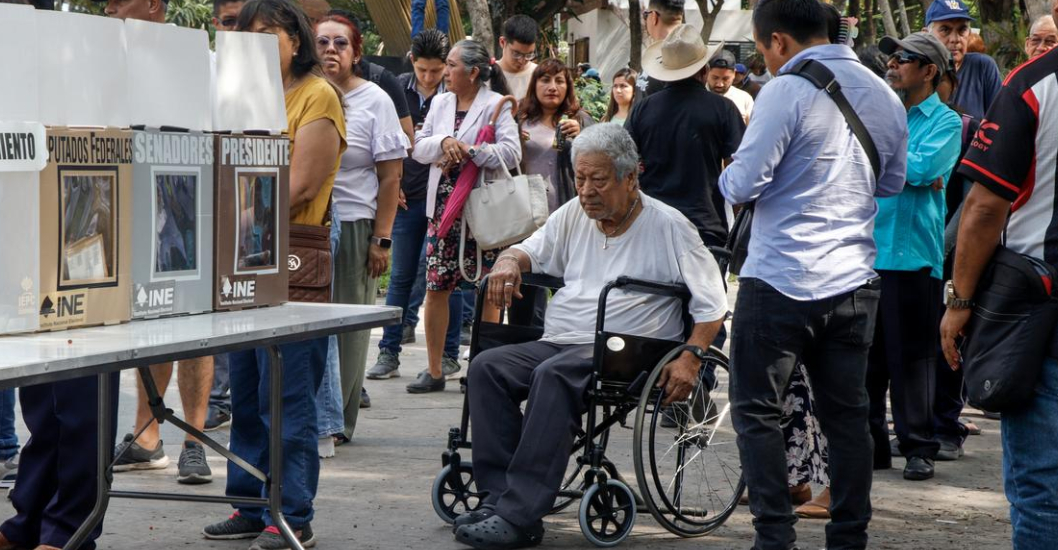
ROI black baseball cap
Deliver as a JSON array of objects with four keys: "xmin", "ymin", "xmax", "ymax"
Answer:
[{"xmin": 709, "ymin": 50, "xmax": 737, "ymax": 70}]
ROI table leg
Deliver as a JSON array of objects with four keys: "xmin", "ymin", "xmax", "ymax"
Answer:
[
  {"xmin": 63, "ymin": 372, "xmax": 114, "ymax": 550},
  {"xmin": 266, "ymin": 345, "xmax": 304, "ymax": 550}
]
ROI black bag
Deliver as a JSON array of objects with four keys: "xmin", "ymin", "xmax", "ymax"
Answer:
[
  {"xmin": 727, "ymin": 59, "xmax": 882, "ymax": 275},
  {"xmin": 961, "ymin": 246, "xmax": 1058, "ymax": 412}
]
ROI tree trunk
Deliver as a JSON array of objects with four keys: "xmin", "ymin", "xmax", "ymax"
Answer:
[
  {"xmin": 861, "ymin": 0, "xmax": 878, "ymax": 46},
  {"xmin": 465, "ymin": 0, "xmax": 495, "ymax": 54},
  {"xmin": 879, "ymin": 0, "xmax": 899, "ymax": 38},
  {"xmin": 693, "ymin": 0, "xmax": 725, "ymax": 44},
  {"xmin": 1023, "ymin": 0, "xmax": 1052, "ymax": 22},
  {"xmin": 895, "ymin": 0, "xmax": 911, "ymax": 35},
  {"xmin": 629, "ymin": 0, "xmax": 643, "ymax": 72}
]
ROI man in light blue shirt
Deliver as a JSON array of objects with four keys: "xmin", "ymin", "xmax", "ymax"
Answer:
[
  {"xmin": 719, "ymin": 0, "xmax": 908, "ymax": 548},
  {"xmin": 867, "ymin": 32, "xmax": 963, "ymax": 483}
]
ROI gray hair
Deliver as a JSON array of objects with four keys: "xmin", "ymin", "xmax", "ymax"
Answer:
[
  {"xmin": 1030, "ymin": 15, "xmax": 1056, "ymax": 35},
  {"xmin": 571, "ymin": 123, "xmax": 640, "ymax": 181},
  {"xmin": 452, "ymin": 39, "xmax": 511, "ymax": 96}
]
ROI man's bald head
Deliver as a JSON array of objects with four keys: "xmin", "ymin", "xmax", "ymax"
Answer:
[
  {"xmin": 104, "ymin": 0, "xmax": 167, "ymax": 22},
  {"xmin": 1026, "ymin": 15, "xmax": 1058, "ymax": 58}
]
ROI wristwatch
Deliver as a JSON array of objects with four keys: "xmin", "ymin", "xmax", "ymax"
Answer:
[
  {"xmin": 467, "ymin": 146, "xmax": 479, "ymax": 159},
  {"xmin": 944, "ymin": 280, "xmax": 972, "ymax": 310},
  {"xmin": 371, "ymin": 236, "xmax": 393, "ymax": 249}
]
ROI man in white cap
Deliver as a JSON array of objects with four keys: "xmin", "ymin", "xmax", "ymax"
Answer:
[{"xmin": 626, "ymin": 24, "xmax": 745, "ymax": 252}]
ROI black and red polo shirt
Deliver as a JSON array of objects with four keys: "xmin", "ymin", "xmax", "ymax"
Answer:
[{"xmin": 958, "ymin": 48, "xmax": 1058, "ymax": 267}]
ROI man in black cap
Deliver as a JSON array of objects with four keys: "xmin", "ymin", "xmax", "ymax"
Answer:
[
  {"xmin": 869, "ymin": 31, "xmax": 963, "ymax": 481},
  {"xmin": 704, "ymin": 50, "xmax": 754, "ymax": 124}
]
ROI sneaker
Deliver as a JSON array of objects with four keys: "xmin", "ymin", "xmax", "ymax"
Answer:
[
  {"xmin": 359, "ymin": 387, "xmax": 372, "ymax": 409},
  {"xmin": 460, "ymin": 322, "xmax": 472, "ymax": 346},
  {"xmin": 366, "ymin": 351, "xmax": 400, "ymax": 380},
  {"xmin": 204, "ymin": 408, "xmax": 232, "ymax": 432},
  {"xmin": 442, "ymin": 355, "xmax": 462, "ymax": 380},
  {"xmin": 401, "ymin": 325, "xmax": 416, "ymax": 345},
  {"xmin": 0, "ymin": 453, "xmax": 17, "ymax": 490},
  {"xmin": 249, "ymin": 524, "xmax": 316, "ymax": 550},
  {"xmin": 177, "ymin": 441, "xmax": 212, "ymax": 484},
  {"xmin": 113, "ymin": 433, "xmax": 170, "ymax": 472},
  {"xmin": 202, "ymin": 512, "xmax": 266, "ymax": 540},
  {"xmin": 406, "ymin": 371, "xmax": 445, "ymax": 394},
  {"xmin": 318, "ymin": 436, "xmax": 335, "ymax": 459}
]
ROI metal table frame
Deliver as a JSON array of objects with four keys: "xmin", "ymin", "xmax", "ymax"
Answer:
[{"xmin": 0, "ymin": 303, "xmax": 399, "ymax": 550}]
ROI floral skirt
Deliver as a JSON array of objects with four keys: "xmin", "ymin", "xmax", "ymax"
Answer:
[
  {"xmin": 426, "ymin": 172, "xmax": 499, "ymax": 292},
  {"xmin": 781, "ymin": 363, "xmax": 830, "ymax": 487}
]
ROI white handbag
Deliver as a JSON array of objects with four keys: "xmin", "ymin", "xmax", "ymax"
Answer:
[{"xmin": 459, "ymin": 160, "xmax": 549, "ymax": 282}]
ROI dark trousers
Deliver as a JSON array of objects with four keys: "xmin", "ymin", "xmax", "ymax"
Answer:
[
  {"xmin": 1, "ymin": 373, "xmax": 119, "ymax": 550},
  {"xmin": 867, "ymin": 269, "xmax": 941, "ymax": 460},
  {"xmin": 730, "ymin": 277, "xmax": 880, "ymax": 550},
  {"xmin": 227, "ymin": 338, "xmax": 327, "ymax": 529},
  {"xmin": 467, "ymin": 341, "xmax": 593, "ymax": 528},
  {"xmin": 933, "ymin": 359, "xmax": 967, "ymax": 446}
]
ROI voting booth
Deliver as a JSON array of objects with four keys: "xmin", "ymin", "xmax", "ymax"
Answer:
[
  {"xmin": 212, "ymin": 32, "xmax": 291, "ymax": 311},
  {"xmin": 127, "ymin": 21, "xmax": 216, "ymax": 319}
]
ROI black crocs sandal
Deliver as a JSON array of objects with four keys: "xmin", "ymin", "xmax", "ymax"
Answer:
[
  {"xmin": 452, "ymin": 507, "xmax": 495, "ymax": 534},
  {"xmin": 454, "ymin": 515, "xmax": 544, "ymax": 550}
]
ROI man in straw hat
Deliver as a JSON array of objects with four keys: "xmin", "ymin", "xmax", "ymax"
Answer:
[
  {"xmin": 718, "ymin": 0, "xmax": 909, "ymax": 547},
  {"xmin": 626, "ymin": 24, "xmax": 745, "ymax": 254}
]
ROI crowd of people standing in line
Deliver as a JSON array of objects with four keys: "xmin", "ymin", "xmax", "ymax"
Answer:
[{"xmin": 2, "ymin": 0, "xmax": 1058, "ymax": 548}]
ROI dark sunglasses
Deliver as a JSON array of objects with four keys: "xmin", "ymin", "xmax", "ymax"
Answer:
[{"xmin": 888, "ymin": 51, "xmax": 929, "ymax": 66}]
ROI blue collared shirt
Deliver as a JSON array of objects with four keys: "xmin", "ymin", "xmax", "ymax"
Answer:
[
  {"xmin": 719, "ymin": 44, "xmax": 909, "ymax": 301},
  {"xmin": 874, "ymin": 93, "xmax": 962, "ymax": 279}
]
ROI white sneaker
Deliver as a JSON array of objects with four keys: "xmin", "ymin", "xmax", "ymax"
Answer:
[
  {"xmin": 0, "ymin": 453, "xmax": 16, "ymax": 490},
  {"xmin": 318, "ymin": 436, "xmax": 335, "ymax": 459}
]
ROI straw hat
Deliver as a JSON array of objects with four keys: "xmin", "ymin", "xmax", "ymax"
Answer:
[{"xmin": 643, "ymin": 24, "xmax": 711, "ymax": 82}]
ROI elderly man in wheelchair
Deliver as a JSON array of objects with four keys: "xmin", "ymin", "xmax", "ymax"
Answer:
[{"xmin": 447, "ymin": 124, "xmax": 730, "ymax": 550}]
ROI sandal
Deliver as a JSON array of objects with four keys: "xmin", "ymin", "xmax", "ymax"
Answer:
[
  {"xmin": 795, "ymin": 487, "xmax": 831, "ymax": 519},
  {"xmin": 455, "ymin": 514, "xmax": 543, "ymax": 550},
  {"xmin": 959, "ymin": 417, "xmax": 982, "ymax": 436}
]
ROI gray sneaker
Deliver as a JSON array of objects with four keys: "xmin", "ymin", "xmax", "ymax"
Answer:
[
  {"xmin": 367, "ymin": 351, "xmax": 401, "ymax": 379},
  {"xmin": 406, "ymin": 371, "xmax": 446, "ymax": 394},
  {"xmin": 113, "ymin": 433, "xmax": 170, "ymax": 472},
  {"xmin": 442, "ymin": 355, "xmax": 462, "ymax": 380},
  {"xmin": 177, "ymin": 441, "xmax": 212, "ymax": 485},
  {"xmin": 0, "ymin": 453, "xmax": 17, "ymax": 490}
]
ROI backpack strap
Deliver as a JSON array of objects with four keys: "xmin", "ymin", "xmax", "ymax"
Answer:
[{"xmin": 786, "ymin": 58, "xmax": 882, "ymax": 181}]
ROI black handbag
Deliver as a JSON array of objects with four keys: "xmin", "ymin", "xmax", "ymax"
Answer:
[
  {"xmin": 960, "ymin": 246, "xmax": 1058, "ymax": 412},
  {"xmin": 726, "ymin": 59, "xmax": 882, "ymax": 276}
]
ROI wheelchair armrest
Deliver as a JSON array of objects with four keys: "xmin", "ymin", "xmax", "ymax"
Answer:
[
  {"xmin": 611, "ymin": 277, "xmax": 691, "ymax": 300},
  {"xmin": 521, "ymin": 273, "xmax": 564, "ymax": 290}
]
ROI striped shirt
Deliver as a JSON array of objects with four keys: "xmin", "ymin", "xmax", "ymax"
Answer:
[{"xmin": 958, "ymin": 48, "xmax": 1058, "ymax": 268}]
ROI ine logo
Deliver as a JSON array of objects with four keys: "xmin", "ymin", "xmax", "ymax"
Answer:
[
  {"xmin": 219, "ymin": 275, "xmax": 256, "ymax": 306},
  {"xmin": 133, "ymin": 282, "xmax": 176, "ymax": 317},
  {"xmin": 40, "ymin": 294, "xmax": 85, "ymax": 319},
  {"xmin": 136, "ymin": 285, "xmax": 173, "ymax": 308}
]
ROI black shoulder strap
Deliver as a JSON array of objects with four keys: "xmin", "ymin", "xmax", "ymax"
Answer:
[{"xmin": 787, "ymin": 58, "xmax": 882, "ymax": 181}]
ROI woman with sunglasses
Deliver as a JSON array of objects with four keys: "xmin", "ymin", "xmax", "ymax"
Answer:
[
  {"xmin": 202, "ymin": 1, "xmax": 346, "ymax": 548},
  {"xmin": 313, "ymin": 14, "xmax": 409, "ymax": 448}
]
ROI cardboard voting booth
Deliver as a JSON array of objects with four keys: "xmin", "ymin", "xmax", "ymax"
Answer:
[
  {"xmin": 0, "ymin": 5, "xmax": 43, "ymax": 335},
  {"xmin": 126, "ymin": 21, "xmax": 215, "ymax": 318},
  {"xmin": 213, "ymin": 33, "xmax": 290, "ymax": 311}
]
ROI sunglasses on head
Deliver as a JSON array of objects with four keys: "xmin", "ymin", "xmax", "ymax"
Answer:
[{"xmin": 889, "ymin": 51, "xmax": 929, "ymax": 65}]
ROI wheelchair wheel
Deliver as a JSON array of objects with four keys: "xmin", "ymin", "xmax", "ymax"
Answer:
[
  {"xmin": 431, "ymin": 461, "xmax": 486, "ymax": 524},
  {"xmin": 551, "ymin": 410, "xmax": 613, "ymax": 515},
  {"xmin": 578, "ymin": 479, "xmax": 637, "ymax": 547},
  {"xmin": 633, "ymin": 346, "xmax": 744, "ymax": 537}
]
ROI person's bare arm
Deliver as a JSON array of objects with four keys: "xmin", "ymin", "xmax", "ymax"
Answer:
[
  {"xmin": 367, "ymin": 158, "xmax": 403, "ymax": 278},
  {"xmin": 939, "ymin": 184, "xmax": 1010, "ymax": 368},
  {"xmin": 657, "ymin": 320, "xmax": 724, "ymax": 406},
  {"xmin": 487, "ymin": 248, "xmax": 531, "ymax": 308},
  {"xmin": 289, "ymin": 118, "xmax": 342, "ymax": 214},
  {"xmin": 399, "ymin": 115, "xmax": 414, "ymax": 152}
]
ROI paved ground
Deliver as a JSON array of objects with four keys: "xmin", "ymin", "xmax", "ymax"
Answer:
[{"xmin": 0, "ymin": 290, "xmax": 1013, "ymax": 549}]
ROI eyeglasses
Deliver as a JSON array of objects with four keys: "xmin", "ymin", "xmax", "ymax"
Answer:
[
  {"xmin": 641, "ymin": 9, "xmax": 657, "ymax": 21},
  {"xmin": 507, "ymin": 49, "xmax": 537, "ymax": 62},
  {"xmin": 888, "ymin": 51, "xmax": 930, "ymax": 65},
  {"xmin": 1027, "ymin": 36, "xmax": 1058, "ymax": 48},
  {"xmin": 316, "ymin": 36, "xmax": 351, "ymax": 52}
]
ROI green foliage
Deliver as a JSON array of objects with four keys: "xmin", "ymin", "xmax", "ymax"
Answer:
[
  {"xmin": 166, "ymin": 0, "xmax": 215, "ymax": 33},
  {"xmin": 573, "ymin": 77, "xmax": 608, "ymax": 121},
  {"xmin": 328, "ymin": 0, "xmax": 383, "ymax": 55}
]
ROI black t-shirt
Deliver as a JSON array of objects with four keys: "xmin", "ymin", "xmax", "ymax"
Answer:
[
  {"xmin": 625, "ymin": 79, "xmax": 745, "ymax": 248},
  {"xmin": 398, "ymin": 72, "xmax": 440, "ymax": 201}
]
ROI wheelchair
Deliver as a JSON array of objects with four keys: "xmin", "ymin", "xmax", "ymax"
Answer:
[{"xmin": 430, "ymin": 271, "xmax": 745, "ymax": 547}]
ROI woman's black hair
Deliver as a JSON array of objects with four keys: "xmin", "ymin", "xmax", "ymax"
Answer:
[
  {"xmin": 235, "ymin": 0, "xmax": 321, "ymax": 79},
  {"xmin": 453, "ymin": 39, "xmax": 510, "ymax": 96},
  {"xmin": 412, "ymin": 29, "xmax": 450, "ymax": 61},
  {"xmin": 602, "ymin": 68, "xmax": 638, "ymax": 122}
]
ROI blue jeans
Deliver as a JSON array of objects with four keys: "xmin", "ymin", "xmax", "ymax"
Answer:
[
  {"xmin": 227, "ymin": 338, "xmax": 327, "ymax": 529},
  {"xmin": 315, "ymin": 217, "xmax": 344, "ymax": 438},
  {"xmin": 379, "ymin": 198, "xmax": 461, "ymax": 357},
  {"xmin": 1003, "ymin": 357, "xmax": 1058, "ymax": 549},
  {"xmin": 411, "ymin": 0, "xmax": 450, "ymax": 38},
  {"xmin": 0, "ymin": 389, "xmax": 18, "ymax": 459},
  {"xmin": 209, "ymin": 354, "xmax": 230, "ymax": 416}
]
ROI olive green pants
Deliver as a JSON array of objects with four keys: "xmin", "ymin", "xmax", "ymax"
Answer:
[{"xmin": 334, "ymin": 219, "xmax": 379, "ymax": 440}]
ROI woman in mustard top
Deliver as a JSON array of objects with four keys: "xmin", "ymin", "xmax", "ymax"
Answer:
[{"xmin": 202, "ymin": 1, "xmax": 346, "ymax": 548}]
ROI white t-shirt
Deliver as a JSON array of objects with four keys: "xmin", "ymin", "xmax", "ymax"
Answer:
[
  {"xmin": 723, "ymin": 86, "xmax": 754, "ymax": 124},
  {"xmin": 504, "ymin": 62, "xmax": 537, "ymax": 103},
  {"xmin": 333, "ymin": 82, "xmax": 410, "ymax": 223},
  {"xmin": 513, "ymin": 193, "xmax": 728, "ymax": 345}
]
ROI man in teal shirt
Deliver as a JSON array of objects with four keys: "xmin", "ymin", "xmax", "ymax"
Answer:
[{"xmin": 868, "ymin": 32, "xmax": 962, "ymax": 482}]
